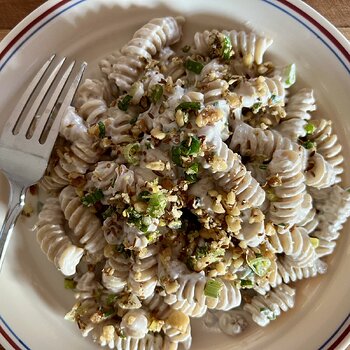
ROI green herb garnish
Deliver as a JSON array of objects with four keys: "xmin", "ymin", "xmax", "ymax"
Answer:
[
  {"xmin": 304, "ymin": 123, "xmax": 316, "ymax": 135},
  {"xmin": 81, "ymin": 189, "xmax": 104, "ymax": 207},
  {"xmin": 259, "ymin": 164, "xmax": 268, "ymax": 170},
  {"xmin": 209, "ymin": 33, "xmax": 233, "ymax": 60},
  {"xmin": 182, "ymin": 45, "xmax": 191, "ymax": 53},
  {"xmin": 138, "ymin": 190, "xmax": 151, "ymax": 202},
  {"xmin": 171, "ymin": 136, "xmax": 201, "ymax": 167},
  {"xmin": 98, "ymin": 121, "xmax": 106, "ymax": 138},
  {"xmin": 240, "ymin": 279, "xmax": 254, "ymax": 288},
  {"xmin": 260, "ymin": 307, "xmax": 276, "ymax": 320},
  {"xmin": 106, "ymin": 294, "xmax": 118, "ymax": 306},
  {"xmin": 302, "ymin": 140, "xmax": 316, "ymax": 150},
  {"xmin": 130, "ymin": 115, "xmax": 138, "ymax": 125},
  {"xmin": 247, "ymin": 257, "xmax": 271, "ymax": 277},
  {"xmin": 204, "ymin": 279, "xmax": 223, "ymax": 298},
  {"xmin": 283, "ymin": 63, "xmax": 296, "ymax": 87},
  {"xmin": 102, "ymin": 207, "xmax": 115, "ymax": 220},
  {"xmin": 147, "ymin": 192, "xmax": 167, "ymax": 218},
  {"xmin": 186, "ymin": 162, "xmax": 199, "ymax": 175},
  {"xmin": 118, "ymin": 95, "xmax": 133, "ymax": 111},
  {"xmin": 252, "ymin": 102, "xmax": 262, "ymax": 112},
  {"xmin": 64, "ymin": 278, "xmax": 77, "ymax": 290},
  {"xmin": 185, "ymin": 173, "xmax": 198, "ymax": 184},
  {"xmin": 150, "ymin": 84, "xmax": 163, "ymax": 103},
  {"xmin": 123, "ymin": 142, "xmax": 140, "ymax": 165},
  {"xmin": 185, "ymin": 59, "xmax": 204, "ymax": 74},
  {"xmin": 175, "ymin": 101, "xmax": 201, "ymax": 113}
]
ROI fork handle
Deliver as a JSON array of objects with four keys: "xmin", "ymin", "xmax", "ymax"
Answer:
[{"xmin": 0, "ymin": 180, "xmax": 26, "ymax": 272}]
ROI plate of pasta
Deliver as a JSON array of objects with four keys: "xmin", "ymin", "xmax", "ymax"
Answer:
[{"xmin": 0, "ymin": 0, "xmax": 349, "ymax": 350}]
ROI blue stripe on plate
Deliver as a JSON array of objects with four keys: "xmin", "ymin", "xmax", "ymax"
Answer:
[
  {"xmin": 0, "ymin": 315, "xmax": 31, "ymax": 350},
  {"xmin": 262, "ymin": 0, "xmax": 350, "ymax": 74}
]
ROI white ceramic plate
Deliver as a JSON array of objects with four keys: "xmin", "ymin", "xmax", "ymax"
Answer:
[{"xmin": 0, "ymin": 1, "xmax": 349, "ymax": 349}]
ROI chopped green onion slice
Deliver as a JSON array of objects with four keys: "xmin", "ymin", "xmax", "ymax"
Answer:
[
  {"xmin": 204, "ymin": 279, "xmax": 223, "ymax": 298},
  {"xmin": 147, "ymin": 192, "xmax": 167, "ymax": 218},
  {"xmin": 103, "ymin": 309, "xmax": 115, "ymax": 318},
  {"xmin": 106, "ymin": 294, "xmax": 118, "ymax": 305},
  {"xmin": 102, "ymin": 207, "xmax": 115, "ymax": 220},
  {"xmin": 185, "ymin": 173, "xmax": 198, "ymax": 184},
  {"xmin": 175, "ymin": 101, "xmax": 201, "ymax": 113},
  {"xmin": 252, "ymin": 102, "xmax": 262, "ymax": 112},
  {"xmin": 150, "ymin": 84, "xmax": 163, "ymax": 103},
  {"xmin": 221, "ymin": 35, "xmax": 233, "ymax": 60},
  {"xmin": 260, "ymin": 308, "xmax": 276, "ymax": 320},
  {"xmin": 186, "ymin": 162, "xmax": 199, "ymax": 175},
  {"xmin": 130, "ymin": 115, "xmax": 138, "ymax": 125},
  {"xmin": 240, "ymin": 279, "xmax": 254, "ymax": 288},
  {"xmin": 304, "ymin": 123, "xmax": 316, "ymax": 135},
  {"xmin": 64, "ymin": 278, "xmax": 77, "ymax": 290},
  {"xmin": 309, "ymin": 237, "xmax": 319, "ymax": 248},
  {"xmin": 259, "ymin": 164, "xmax": 268, "ymax": 170},
  {"xmin": 171, "ymin": 146, "xmax": 183, "ymax": 166},
  {"xmin": 182, "ymin": 136, "xmax": 201, "ymax": 156},
  {"xmin": 118, "ymin": 95, "xmax": 133, "ymax": 111},
  {"xmin": 247, "ymin": 257, "xmax": 271, "ymax": 277},
  {"xmin": 182, "ymin": 45, "xmax": 191, "ymax": 53},
  {"xmin": 185, "ymin": 59, "xmax": 204, "ymax": 74},
  {"xmin": 123, "ymin": 143, "xmax": 140, "ymax": 165},
  {"xmin": 302, "ymin": 140, "xmax": 316, "ymax": 150},
  {"xmin": 98, "ymin": 121, "xmax": 106, "ymax": 138},
  {"xmin": 138, "ymin": 191, "xmax": 151, "ymax": 202},
  {"xmin": 283, "ymin": 63, "xmax": 296, "ymax": 87},
  {"xmin": 81, "ymin": 189, "xmax": 104, "ymax": 207},
  {"xmin": 172, "ymin": 137, "xmax": 201, "ymax": 166}
]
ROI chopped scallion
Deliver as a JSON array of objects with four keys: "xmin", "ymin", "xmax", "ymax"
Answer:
[
  {"xmin": 240, "ymin": 279, "xmax": 254, "ymax": 288},
  {"xmin": 64, "ymin": 278, "xmax": 77, "ymax": 290},
  {"xmin": 150, "ymin": 84, "xmax": 163, "ymax": 103},
  {"xmin": 204, "ymin": 279, "xmax": 223, "ymax": 298},
  {"xmin": 147, "ymin": 192, "xmax": 167, "ymax": 218},
  {"xmin": 304, "ymin": 122, "xmax": 316, "ymax": 135},
  {"xmin": 302, "ymin": 140, "xmax": 316, "ymax": 150},
  {"xmin": 182, "ymin": 45, "xmax": 191, "ymax": 53},
  {"xmin": 175, "ymin": 101, "xmax": 201, "ymax": 113},
  {"xmin": 106, "ymin": 294, "xmax": 118, "ymax": 306},
  {"xmin": 186, "ymin": 162, "xmax": 199, "ymax": 175},
  {"xmin": 81, "ymin": 189, "xmax": 104, "ymax": 207},
  {"xmin": 247, "ymin": 257, "xmax": 271, "ymax": 277},
  {"xmin": 102, "ymin": 207, "xmax": 115, "ymax": 220},
  {"xmin": 118, "ymin": 95, "xmax": 133, "ymax": 111},
  {"xmin": 185, "ymin": 59, "xmax": 204, "ymax": 74},
  {"xmin": 97, "ymin": 121, "xmax": 106, "ymax": 138},
  {"xmin": 283, "ymin": 63, "xmax": 296, "ymax": 87},
  {"xmin": 259, "ymin": 164, "xmax": 268, "ymax": 170},
  {"xmin": 123, "ymin": 143, "xmax": 140, "ymax": 165}
]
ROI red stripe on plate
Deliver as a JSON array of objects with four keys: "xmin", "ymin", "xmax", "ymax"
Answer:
[
  {"xmin": 279, "ymin": 0, "xmax": 350, "ymax": 62},
  {"xmin": 327, "ymin": 323, "xmax": 350, "ymax": 350},
  {"xmin": 0, "ymin": 325, "xmax": 21, "ymax": 350},
  {"xmin": 0, "ymin": 1, "xmax": 348, "ymax": 350},
  {"xmin": 0, "ymin": 0, "xmax": 71, "ymax": 62}
]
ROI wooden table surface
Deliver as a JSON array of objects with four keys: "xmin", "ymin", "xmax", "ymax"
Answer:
[
  {"xmin": 0, "ymin": 0, "xmax": 349, "ymax": 41},
  {"xmin": 0, "ymin": 1, "xmax": 349, "ymax": 350}
]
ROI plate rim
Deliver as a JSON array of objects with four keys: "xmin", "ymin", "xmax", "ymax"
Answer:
[{"xmin": 0, "ymin": 0, "xmax": 349, "ymax": 349}]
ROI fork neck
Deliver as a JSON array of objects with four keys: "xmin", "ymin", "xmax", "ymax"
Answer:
[{"xmin": 0, "ymin": 179, "xmax": 27, "ymax": 271}]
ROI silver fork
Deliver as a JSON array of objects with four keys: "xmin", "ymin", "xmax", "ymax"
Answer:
[{"xmin": 0, "ymin": 55, "xmax": 87, "ymax": 271}]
